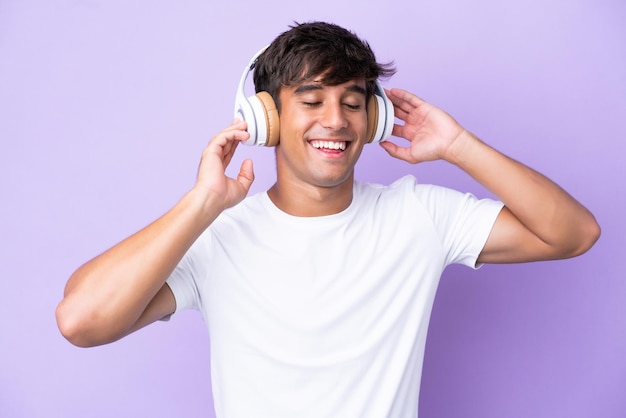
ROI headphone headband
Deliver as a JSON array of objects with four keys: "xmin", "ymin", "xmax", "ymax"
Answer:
[{"xmin": 234, "ymin": 47, "xmax": 269, "ymax": 146}]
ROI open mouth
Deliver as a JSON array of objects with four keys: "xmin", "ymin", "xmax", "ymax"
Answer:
[{"xmin": 309, "ymin": 139, "xmax": 348, "ymax": 152}]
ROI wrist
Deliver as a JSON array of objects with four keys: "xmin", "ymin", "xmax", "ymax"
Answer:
[
  {"xmin": 443, "ymin": 129, "xmax": 480, "ymax": 167},
  {"xmin": 181, "ymin": 187, "xmax": 225, "ymax": 229}
]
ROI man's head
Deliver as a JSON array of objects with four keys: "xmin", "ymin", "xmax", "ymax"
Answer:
[
  {"xmin": 253, "ymin": 21, "xmax": 396, "ymax": 111},
  {"xmin": 246, "ymin": 22, "xmax": 396, "ymax": 199}
]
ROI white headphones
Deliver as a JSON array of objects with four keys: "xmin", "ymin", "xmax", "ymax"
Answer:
[{"xmin": 234, "ymin": 47, "xmax": 394, "ymax": 146}]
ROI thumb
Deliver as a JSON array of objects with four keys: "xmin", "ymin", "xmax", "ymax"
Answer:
[
  {"xmin": 237, "ymin": 159, "xmax": 255, "ymax": 193},
  {"xmin": 379, "ymin": 141, "xmax": 419, "ymax": 164},
  {"xmin": 379, "ymin": 140, "xmax": 403, "ymax": 159}
]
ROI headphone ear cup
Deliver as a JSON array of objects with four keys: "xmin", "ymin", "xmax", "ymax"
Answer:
[
  {"xmin": 367, "ymin": 94, "xmax": 391, "ymax": 143},
  {"xmin": 234, "ymin": 47, "xmax": 276, "ymax": 146},
  {"xmin": 366, "ymin": 95, "xmax": 380, "ymax": 143},
  {"xmin": 255, "ymin": 92, "xmax": 280, "ymax": 146},
  {"xmin": 367, "ymin": 83, "xmax": 394, "ymax": 143},
  {"xmin": 235, "ymin": 93, "xmax": 258, "ymax": 146}
]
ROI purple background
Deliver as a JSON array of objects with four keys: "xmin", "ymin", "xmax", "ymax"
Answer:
[{"xmin": 1, "ymin": 0, "xmax": 624, "ymax": 417}]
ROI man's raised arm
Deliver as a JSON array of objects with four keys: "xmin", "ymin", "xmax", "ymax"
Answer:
[
  {"xmin": 56, "ymin": 120, "xmax": 254, "ymax": 347},
  {"xmin": 380, "ymin": 88, "xmax": 600, "ymax": 263}
]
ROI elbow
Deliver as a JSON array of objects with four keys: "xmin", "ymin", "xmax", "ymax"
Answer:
[
  {"xmin": 56, "ymin": 301, "xmax": 95, "ymax": 347},
  {"xmin": 56, "ymin": 304, "xmax": 89, "ymax": 347},
  {"xmin": 567, "ymin": 216, "xmax": 601, "ymax": 258},
  {"xmin": 583, "ymin": 217, "xmax": 602, "ymax": 254},
  {"xmin": 55, "ymin": 300, "xmax": 117, "ymax": 348}
]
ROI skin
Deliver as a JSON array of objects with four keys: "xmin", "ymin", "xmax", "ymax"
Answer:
[
  {"xmin": 268, "ymin": 79, "xmax": 370, "ymax": 216},
  {"xmin": 55, "ymin": 79, "xmax": 600, "ymax": 348},
  {"xmin": 381, "ymin": 88, "xmax": 600, "ymax": 263}
]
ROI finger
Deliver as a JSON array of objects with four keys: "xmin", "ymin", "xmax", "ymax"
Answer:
[
  {"xmin": 237, "ymin": 159, "xmax": 255, "ymax": 192},
  {"xmin": 221, "ymin": 138, "xmax": 240, "ymax": 167},
  {"xmin": 212, "ymin": 119, "xmax": 249, "ymax": 140},
  {"xmin": 387, "ymin": 95, "xmax": 414, "ymax": 118},
  {"xmin": 391, "ymin": 122, "xmax": 411, "ymax": 141},
  {"xmin": 389, "ymin": 88, "xmax": 427, "ymax": 107},
  {"xmin": 393, "ymin": 104, "xmax": 410, "ymax": 122},
  {"xmin": 391, "ymin": 123, "xmax": 402, "ymax": 139},
  {"xmin": 231, "ymin": 118, "xmax": 248, "ymax": 129},
  {"xmin": 209, "ymin": 126, "xmax": 250, "ymax": 149},
  {"xmin": 388, "ymin": 88, "xmax": 429, "ymax": 118},
  {"xmin": 202, "ymin": 127, "xmax": 250, "ymax": 172},
  {"xmin": 379, "ymin": 140, "xmax": 417, "ymax": 163}
]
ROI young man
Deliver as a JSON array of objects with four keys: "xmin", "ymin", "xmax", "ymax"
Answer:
[{"xmin": 56, "ymin": 22, "xmax": 600, "ymax": 417}]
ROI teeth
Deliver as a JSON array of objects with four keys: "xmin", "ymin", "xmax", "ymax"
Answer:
[{"xmin": 310, "ymin": 140, "xmax": 347, "ymax": 151}]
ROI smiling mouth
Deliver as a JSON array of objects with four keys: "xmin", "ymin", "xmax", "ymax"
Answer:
[{"xmin": 309, "ymin": 139, "xmax": 348, "ymax": 151}]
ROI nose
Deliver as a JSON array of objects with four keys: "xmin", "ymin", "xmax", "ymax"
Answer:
[{"xmin": 320, "ymin": 101, "xmax": 348, "ymax": 131}]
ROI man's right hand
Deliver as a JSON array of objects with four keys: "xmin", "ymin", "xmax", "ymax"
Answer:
[{"xmin": 193, "ymin": 119, "xmax": 255, "ymax": 214}]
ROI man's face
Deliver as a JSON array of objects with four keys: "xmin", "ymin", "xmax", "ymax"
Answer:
[{"xmin": 275, "ymin": 77, "xmax": 369, "ymax": 190}]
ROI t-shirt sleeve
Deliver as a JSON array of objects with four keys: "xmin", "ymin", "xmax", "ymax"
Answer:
[
  {"xmin": 445, "ymin": 191, "xmax": 503, "ymax": 268},
  {"xmin": 165, "ymin": 230, "xmax": 211, "ymax": 316},
  {"xmin": 409, "ymin": 177, "xmax": 504, "ymax": 269}
]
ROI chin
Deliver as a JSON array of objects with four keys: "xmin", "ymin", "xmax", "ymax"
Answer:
[{"xmin": 314, "ymin": 172, "xmax": 355, "ymax": 189}]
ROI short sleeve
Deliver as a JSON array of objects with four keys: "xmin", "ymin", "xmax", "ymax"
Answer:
[
  {"xmin": 165, "ymin": 230, "xmax": 212, "ymax": 315},
  {"xmin": 408, "ymin": 178, "xmax": 504, "ymax": 268},
  {"xmin": 444, "ymin": 191, "xmax": 503, "ymax": 268}
]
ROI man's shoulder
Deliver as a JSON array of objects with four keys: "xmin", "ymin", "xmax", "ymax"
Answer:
[
  {"xmin": 354, "ymin": 175, "xmax": 481, "ymax": 213},
  {"xmin": 354, "ymin": 175, "xmax": 430, "ymax": 198}
]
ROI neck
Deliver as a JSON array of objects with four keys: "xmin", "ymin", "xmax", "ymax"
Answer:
[{"xmin": 267, "ymin": 175, "xmax": 354, "ymax": 217}]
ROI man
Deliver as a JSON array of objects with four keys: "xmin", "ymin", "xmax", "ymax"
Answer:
[{"xmin": 56, "ymin": 22, "xmax": 600, "ymax": 417}]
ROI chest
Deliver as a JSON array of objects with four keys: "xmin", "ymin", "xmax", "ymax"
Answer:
[{"xmin": 201, "ymin": 215, "xmax": 444, "ymax": 359}]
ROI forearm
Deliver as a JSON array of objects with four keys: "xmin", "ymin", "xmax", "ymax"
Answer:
[
  {"xmin": 448, "ymin": 130, "xmax": 600, "ymax": 257},
  {"xmin": 383, "ymin": 88, "xmax": 599, "ymax": 260},
  {"xmin": 57, "ymin": 188, "xmax": 223, "ymax": 346}
]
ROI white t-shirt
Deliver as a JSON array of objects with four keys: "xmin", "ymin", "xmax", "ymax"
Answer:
[{"xmin": 167, "ymin": 175, "xmax": 503, "ymax": 418}]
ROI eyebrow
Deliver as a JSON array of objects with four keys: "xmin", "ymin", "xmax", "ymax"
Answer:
[{"xmin": 293, "ymin": 83, "xmax": 367, "ymax": 96}]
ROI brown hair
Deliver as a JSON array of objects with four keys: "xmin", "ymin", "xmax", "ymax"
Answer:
[{"xmin": 253, "ymin": 21, "xmax": 395, "ymax": 110}]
